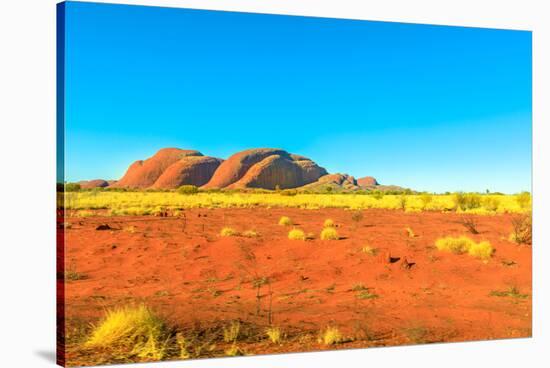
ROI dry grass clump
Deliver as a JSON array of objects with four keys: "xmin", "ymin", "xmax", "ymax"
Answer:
[
  {"xmin": 266, "ymin": 326, "xmax": 282, "ymax": 344},
  {"xmin": 85, "ymin": 305, "xmax": 167, "ymax": 360},
  {"xmin": 435, "ymin": 236, "xmax": 493, "ymax": 260},
  {"xmin": 319, "ymin": 326, "xmax": 343, "ymax": 345},
  {"xmin": 453, "ymin": 192, "xmax": 482, "ymax": 211},
  {"xmin": 361, "ymin": 245, "xmax": 378, "ymax": 255},
  {"xmin": 320, "ymin": 227, "xmax": 339, "ymax": 240},
  {"xmin": 509, "ymin": 213, "xmax": 532, "ymax": 245},
  {"xmin": 288, "ymin": 228, "xmax": 306, "ymax": 241},
  {"xmin": 323, "ymin": 219, "xmax": 336, "ymax": 228},
  {"xmin": 242, "ymin": 230, "xmax": 260, "ymax": 238},
  {"xmin": 405, "ymin": 227, "xmax": 416, "ymax": 238},
  {"xmin": 220, "ymin": 227, "xmax": 238, "ymax": 237},
  {"xmin": 223, "ymin": 321, "xmax": 241, "ymax": 342},
  {"xmin": 278, "ymin": 216, "xmax": 293, "ymax": 226}
]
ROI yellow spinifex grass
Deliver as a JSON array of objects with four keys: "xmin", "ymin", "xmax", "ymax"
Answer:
[
  {"xmin": 320, "ymin": 227, "xmax": 339, "ymax": 240},
  {"xmin": 288, "ymin": 228, "xmax": 306, "ymax": 240},
  {"xmin": 220, "ymin": 227, "xmax": 238, "ymax": 237},
  {"xmin": 435, "ymin": 236, "xmax": 494, "ymax": 260},
  {"xmin": 278, "ymin": 216, "xmax": 293, "ymax": 226},
  {"xmin": 266, "ymin": 326, "xmax": 282, "ymax": 344},
  {"xmin": 85, "ymin": 305, "xmax": 166, "ymax": 360},
  {"xmin": 319, "ymin": 326, "xmax": 343, "ymax": 345},
  {"xmin": 65, "ymin": 191, "xmax": 528, "ymax": 215}
]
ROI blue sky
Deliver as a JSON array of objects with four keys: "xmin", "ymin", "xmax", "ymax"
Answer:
[{"xmin": 62, "ymin": 1, "xmax": 532, "ymax": 193}]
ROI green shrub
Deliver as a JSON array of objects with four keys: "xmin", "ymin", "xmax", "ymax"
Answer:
[
  {"xmin": 177, "ymin": 185, "xmax": 199, "ymax": 195},
  {"xmin": 65, "ymin": 183, "xmax": 81, "ymax": 192},
  {"xmin": 453, "ymin": 192, "xmax": 482, "ymax": 211}
]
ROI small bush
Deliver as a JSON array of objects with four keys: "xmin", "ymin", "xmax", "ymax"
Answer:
[
  {"xmin": 319, "ymin": 326, "xmax": 343, "ymax": 345},
  {"xmin": 280, "ymin": 189, "xmax": 297, "ymax": 196},
  {"xmin": 483, "ymin": 197, "xmax": 501, "ymax": 211},
  {"xmin": 372, "ymin": 191, "xmax": 384, "ymax": 200},
  {"xmin": 516, "ymin": 191, "xmax": 531, "ymax": 210},
  {"xmin": 405, "ymin": 227, "xmax": 415, "ymax": 238},
  {"xmin": 65, "ymin": 183, "xmax": 81, "ymax": 192},
  {"xmin": 398, "ymin": 195, "xmax": 408, "ymax": 210},
  {"xmin": 85, "ymin": 305, "xmax": 166, "ymax": 360},
  {"xmin": 435, "ymin": 236, "xmax": 493, "ymax": 260},
  {"xmin": 320, "ymin": 227, "xmax": 339, "ymax": 240},
  {"xmin": 510, "ymin": 213, "xmax": 532, "ymax": 245},
  {"xmin": 467, "ymin": 241, "xmax": 494, "ymax": 260},
  {"xmin": 288, "ymin": 228, "xmax": 306, "ymax": 241},
  {"xmin": 420, "ymin": 193, "xmax": 433, "ymax": 208},
  {"xmin": 453, "ymin": 192, "xmax": 482, "ymax": 211},
  {"xmin": 459, "ymin": 216, "xmax": 479, "ymax": 234},
  {"xmin": 323, "ymin": 219, "xmax": 336, "ymax": 228},
  {"xmin": 278, "ymin": 216, "xmax": 293, "ymax": 226},
  {"xmin": 177, "ymin": 185, "xmax": 199, "ymax": 195},
  {"xmin": 266, "ymin": 326, "xmax": 282, "ymax": 344},
  {"xmin": 435, "ymin": 236, "xmax": 474, "ymax": 254},
  {"xmin": 220, "ymin": 227, "xmax": 238, "ymax": 237}
]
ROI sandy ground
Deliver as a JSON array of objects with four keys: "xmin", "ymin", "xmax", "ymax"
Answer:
[{"xmin": 60, "ymin": 208, "xmax": 531, "ymax": 364}]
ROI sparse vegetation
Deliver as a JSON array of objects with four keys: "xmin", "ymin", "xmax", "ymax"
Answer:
[
  {"xmin": 85, "ymin": 305, "xmax": 167, "ymax": 360},
  {"xmin": 361, "ymin": 245, "xmax": 378, "ymax": 255},
  {"xmin": 510, "ymin": 213, "xmax": 532, "ymax": 245},
  {"xmin": 319, "ymin": 326, "xmax": 343, "ymax": 345},
  {"xmin": 223, "ymin": 321, "xmax": 241, "ymax": 343},
  {"xmin": 278, "ymin": 216, "xmax": 293, "ymax": 226},
  {"xmin": 490, "ymin": 286, "xmax": 529, "ymax": 299},
  {"xmin": 405, "ymin": 227, "xmax": 416, "ymax": 238},
  {"xmin": 288, "ymin": 228, "xmax": 306, "ymax": 240},
  {"xmin": 435, "ymin": 236, "xmax": 493, "ymax": 260},
  {"xmin": 242, "ymin": 230, "xmax": 260, "ymax": 238},
  {"xmin": 266, "ymin": 326, "xmax": 282, "ymax": 344},
  {"xmin": 515, "ymin": 191, "xmax": 531, "ymax": 210},
  {"xmin": 323, "ymin": 218, "xmax": 336, "ymax": 228},
  {"xmin": 460, "ymin": 216, "xmax": 479, "ymax": 234},
  {"xmin": 220, "ymin": 227, "xmax": 238, "ymax": 237},
  {"xmin": 453, "ymin": 192, "xmax": 482, "ymax": 211},
  {"xmin": 64, "ymin": 192, "xmax": 528, "ymax": 215},
  {"xmin": 320, "ymin": 227, "xmax": 339, "ymax": 240}
]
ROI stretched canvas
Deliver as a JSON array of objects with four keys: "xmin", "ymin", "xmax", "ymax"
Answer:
[{"xmin": 56, "ymin": 1, "xmax": 532, "ymax": 366}]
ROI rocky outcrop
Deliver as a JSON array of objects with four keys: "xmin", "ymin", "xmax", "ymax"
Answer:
[
  {"xmin": 357, "ymin": 176, "xmax": 379, "ymax": 187},
  {"xmin": 111, "ymin": 148, "xmax": 204, "ymax": 189},
  {"xmin": 203, "ymin": 148, "xmax": 327, "ymax": 190},
  {"xmin": 151, "ymin": 156, "xmax": 223, "ymax": 189},
  {"xmin": 77, "ymin": 179, "xmax": 110, "ymax": 189}
]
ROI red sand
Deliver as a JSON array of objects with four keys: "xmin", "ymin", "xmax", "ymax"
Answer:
[{"xmin": 62, "ymin": 208, "xmax": 531, "ymax": 359}]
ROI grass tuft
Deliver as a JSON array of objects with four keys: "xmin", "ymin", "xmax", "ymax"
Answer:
[
  {"xmin": 435, "ymin": 236, "xmax": 493, "ymax": 260},
  {"xmin": 278, "ymin": 216, "xmax": 293, "ymax": 226},
  {"xmin": 242, "ymin": 230, "xmax": 260, "ymax": 238},
  {"xmin": 288, "ymin": 228, "xmax": 306, "ymax": 241},
  {"xmin": 220, "ymin": 227, "xmax": 238, "ymax": 237},
  {"xmin": 320, "ymin": 227, "xmax": 339, "ymax": 241},
  {"xmin": 319, "ymin": 326, "xmax": 343, "ymax": 345},
  {"xmin": 223, "ymin": 321, "xmax": 240, "ymax": 343},
  {"xmin": 85, "ymin": 305, "xmax": 166, "ymax": 360},
  {"xmin": 266, "ymin": 326, "xmax": 282, "ymax": 344}
]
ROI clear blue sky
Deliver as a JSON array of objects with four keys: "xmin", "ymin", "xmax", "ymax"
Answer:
[{"xmin": 62, "ymin": 1, "xmax": 532, "ymax": 193}]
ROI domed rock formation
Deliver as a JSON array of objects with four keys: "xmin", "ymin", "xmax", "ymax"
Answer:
[
  {"xmin": 203, "ymin": 148, "xmax": 327, "ymax": 190},
  {"xmin": 301, "ymin": 173, "xmax": 361, "ymax": 191},
  {"xmin": 357, "ymin": 176, "xmax": 379, "ymax": 187},
  {"xmin": 111, "ymin": 148, "xmax": 203, "ymax": 189},
  {"xmin": 151, "ymin": 156, "xmax": 223, "ymax": 189},
  {"xmin": 78, "ymin": 179, "xmax": 110, "ymax": 189}
]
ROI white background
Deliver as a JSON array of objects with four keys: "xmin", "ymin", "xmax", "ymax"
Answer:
[{"xmin": 0, "ymin": 0, "xmax": 548, "ymax": 367}]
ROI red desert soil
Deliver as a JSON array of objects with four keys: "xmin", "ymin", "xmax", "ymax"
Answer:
[{"xmin": 62, "ymin": 208, "xmax": 531, "ymax": 361}]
